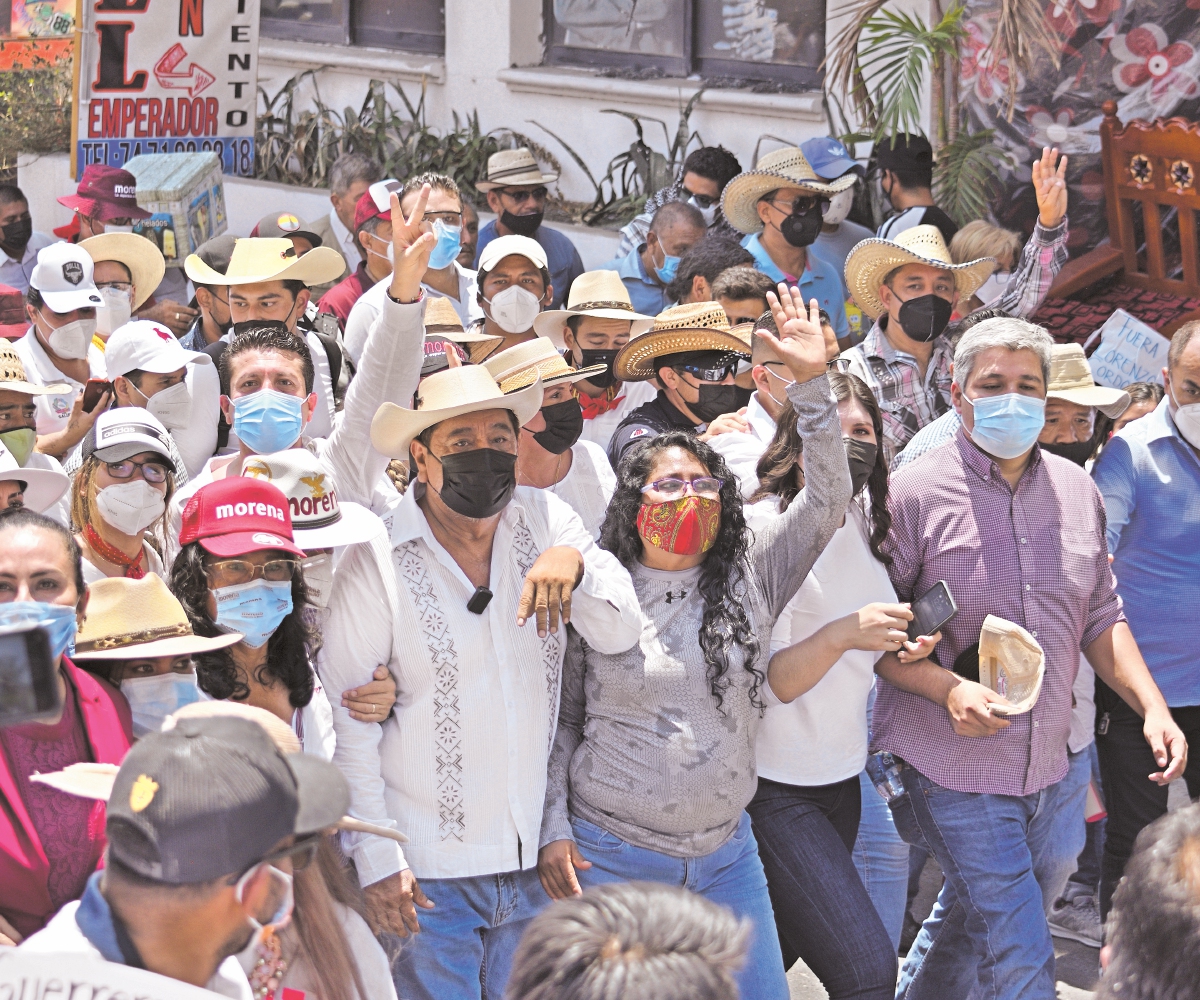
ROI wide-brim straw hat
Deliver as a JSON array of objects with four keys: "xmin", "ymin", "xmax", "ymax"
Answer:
[
  {"xmin": 72, "ymin": 574, "xmax": 244, "ymax": 660},
  {"xmin": 533, "ymin": 270, "xmax": 655, "ymax": 349},
  {"xmin": 184, "ymin": 238, "xmax": 346, "ymax": 287},
  {"xmin": 424, "ymin": 296, "xmax": 494, "ymax": 343},
  {"xmin": 845, "ymin": 225, "xmax": 998, "ymax": 320},
  {"xmin": 371, "ymin": 365, "xmax": 544, "ymax": 458},
  {"xmin": 1047, "ymin": 344, "xmax": 1130, "ymax": 418},
  {"xmin": 79, "ymin": 233, "xmax": 166, "ymax": 312},
  {"xmin": 721, "ymin": 146, "xmax": 856, "ymax": 235},
  {"xmin": 485, "ymin": 338, "xmax": 608, "ymax": 393},
  {"xmin": 476, "ymin": 148, "xmax": 559, "ymax": 191},
  {"xmin": 614, "ymin": 302, "xmax": 751, "ymax": 383},
  {"xmin": 0, "ymin": 339, "xmax": 69, "ymax": 396}
]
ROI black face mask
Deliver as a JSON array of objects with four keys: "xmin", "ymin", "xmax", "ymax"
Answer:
[
  {"xmin": 578, "ymin": 348, "xmax": 618, "ymax": 389},
  {"xmin": 896, "ymin": 293, "xmax": 953, "ymax": 343},
  {"xmin": 778, "ymin": 203, "xmax": 824, "ymax": 248},
  {"xmin": 844, "ymin": 437, "xmax": 878, "ymax": 496},
  {"xmin": 532, "ymin": 398, "xmax": 584, "ymax": 455},
  {"xmin": 432, "ymin": 448, "xmax": 517, "ymax": 519},
  {"xmin": 1, "ymin": 214, "xmax": 32, "ymax": 254},
  {"xmin": 689, "ymin": 383, "xmax": 753, "ymax": 425},
  {"xmin": 501, "ymin": 210, "xmax": 543, "ymax": 238},
  {"xmin": 1041, "ymin": 439, "xmax": 1094, "ymax": 466}
]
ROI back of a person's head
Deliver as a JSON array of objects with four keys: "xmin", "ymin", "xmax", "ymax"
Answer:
[
  {"xmin": 951, "ymin": 219, "xmax": 1020, "ymax": 267},
  {"xmin": 506, "ymin": 882, "xmax": 746, "ymax": 1000},
  {"xmin": 1099, "ymin": 802, "xmax": 1200, "ymax": 1000},
  {"xmin": 329, "ymin": 152, "xmax": 381, "ymax": 195}
]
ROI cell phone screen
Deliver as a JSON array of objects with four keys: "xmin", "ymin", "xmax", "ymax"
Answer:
[
  {"xmin": 908, "ymin": 581, "xmax": 958, "ymax": 641},
  {"xmin": 0, "ymin": 625, "xmax": 59, "ymax": 728}
]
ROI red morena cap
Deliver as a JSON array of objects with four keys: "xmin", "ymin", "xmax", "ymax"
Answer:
[
  {"xmin": 179, "ymin": 476, "xmax": 305, "ymax": 559},
  {"xmin": 57, "ymin": 165, "xmax": 152, "ymax": 222}
]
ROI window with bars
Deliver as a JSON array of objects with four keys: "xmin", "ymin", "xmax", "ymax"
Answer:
[
  {"xmin": 262, "ymin": 0, "xmax": 445, "ymax": 54},
  {"xmin": 544, "ymin": 0, "xmax": 825, "ymax": 86}
]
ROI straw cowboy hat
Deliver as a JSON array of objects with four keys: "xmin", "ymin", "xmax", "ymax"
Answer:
[
  {"xmin": 0, "ymin": 438, "xmax": 68, "ymax": 513},
  {"xmin": 721, "ymin": 146, "xmax": 857, "ymax": 235},
  {"xmin": 0, "ymin": 339, "xmax": 69, "ymax": 396},
  {"xmin": 79, "ymin": 233, "xmax": 166, "ymax": 312},
  {"xmin": 476, "ymin": 148, "xmax": 559, "ymax": 192},
  {"xmin": 72, "ymin": 574, "xmax": 243, "ymax": 660},
  {"xmin": 485, "ymin": 337, "xmax": 608, "ymax": 393},
  {"xmin": 1047, "ymin": 344, "xmax": 1130, "ymax": 419},
  {"xmin": 423, "ymin": 296, "xmax": 502, "ymax": 366},
  {"xmin": 844, "ymin": 224, "xmax": 998, "ymax": 320},
  {"xmin": 30, "ymin": 699, "xmax": 410, "ymax": 844},
  {"xmin": 533, "ymin": 270, "xmax": 655, "ymax": 349},
  {"xmin": 183, "ymin": 237, "xmax": 346, "ymax": 287},
  {"xmin": 371, "ymin": 365, "xmax": 544, "ymax": 458},
  {"xmin": 614, "ymin": 302, "xmax": 751, "ymax": 383}
]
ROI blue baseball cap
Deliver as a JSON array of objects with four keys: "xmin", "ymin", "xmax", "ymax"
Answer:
[{"xmin": 800, "ymin": 137, "xmax": 862, "ymax": 181}]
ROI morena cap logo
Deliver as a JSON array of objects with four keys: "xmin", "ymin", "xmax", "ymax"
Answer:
[
  {"xmin": 112, "ymin": 184, "xmax": 137, "ymax": 199},
  {"xmin": 154, "ymin": 326, "xmax": 172, "ymax": 342},
  {"xmin": 62, "ymin": 261, "xmax": 84, "ymax": 285}
]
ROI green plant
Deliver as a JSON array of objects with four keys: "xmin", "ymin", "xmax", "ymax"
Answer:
[
  {"xmin": 932, "ymin": 127, "xmax": 1008, "ymax": 225},
  {"xmin": 0, "ymin": 62, "xmax": 72, "ymax": 171}
]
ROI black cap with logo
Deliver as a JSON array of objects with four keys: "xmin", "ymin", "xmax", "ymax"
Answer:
[{"xmin": 105, "ymin": 714, "xmax": 349, "ymax": 884}]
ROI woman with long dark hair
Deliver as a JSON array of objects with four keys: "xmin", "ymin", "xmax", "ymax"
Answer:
[
  {"xmin": 742, "ymin": 371, "xmax": 940, "ymax": 998},
  {"xmin": 537, "ymin": 290, "xmax": 853, "ymax": 1000}
]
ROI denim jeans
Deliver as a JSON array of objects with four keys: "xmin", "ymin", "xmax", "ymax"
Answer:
[
  {"xmin": 852, "ymin": 769, "xmax": 911, "ymax": 952},
  {"xmin": 1063, "ymin": 743, "xmax": 1105, "ymax": 901},
  {"xmin": 571, "ymin": 811, "xmax": 790, "ymax": 1000},
  {"xmin": 1035, "ymin": 745, "xmax": 1092, "ymax": 912},
  {"xmin": 748, "ymin": 776, "xmax": 896, "ymax": 999},
  {"xmin": 390, "ymin": 867, "xmax": 550, "ymax": 1000},
  {"xmin": 889, "ymin": 762, "xmax": 1075, "ymax": 1000}
]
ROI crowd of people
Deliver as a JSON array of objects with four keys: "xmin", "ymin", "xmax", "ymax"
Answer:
[{"xmin": 0, "ymin": 126, "xmax": 1197, "ymax": 1000}]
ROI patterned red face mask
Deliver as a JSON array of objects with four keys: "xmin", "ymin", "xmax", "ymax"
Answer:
[{"xmin": 636, "ymin": 496, "xmax": 722, "ymax": 556}]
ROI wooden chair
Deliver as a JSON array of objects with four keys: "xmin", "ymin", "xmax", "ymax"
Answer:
[{"xmin": 1046, "ymin": 101, "xmax": 1200, "ymax": 333}]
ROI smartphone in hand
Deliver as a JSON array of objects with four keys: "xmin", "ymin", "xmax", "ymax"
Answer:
[
  {"xmin": 81, "ymin": 379, "xmax": 112, "ymax": 413},
  {"xmin": 907, "ymin": 581, "xmax": 958, "ymax": 642}
]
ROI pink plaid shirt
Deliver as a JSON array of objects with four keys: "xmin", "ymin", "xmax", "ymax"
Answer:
[{"xmin": 872, "ymin": 430, "xmax": 1125, "ymax": 797}]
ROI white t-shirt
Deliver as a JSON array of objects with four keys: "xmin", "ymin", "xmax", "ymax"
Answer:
[
  {"xmin": 543, "ymin": 438, "xmax": 616, "ymax": 540},
  {"xmin": 705, "ymin": 393, "xmax": 778, "ymax": 498},
  {"xmin": 14, "ymin": 327, "xmax": 106, "ymax": 435},
  {"xmin": 747, "ymin": 500, "xmax": 897, "ymax": 786}
]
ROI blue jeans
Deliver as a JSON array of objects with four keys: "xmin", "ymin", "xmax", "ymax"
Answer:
[
  {"xmin": 1037, "ymin": 746, "xmax": 1092, "ymax": 912},
  {"xmin": 571, "ymin": 812, "xmax": 789, "ymax": 1000},
  {"xmin": 889, "ymin": 763, "xmax": 1075, "ymax": 1000},
  {"xmin": 853, "ymin": 769, "xmax": 911, "ymax": 952},
  {"xmin": 390, "ymin": 867, "xmax": 550, "ymax": 1000}
]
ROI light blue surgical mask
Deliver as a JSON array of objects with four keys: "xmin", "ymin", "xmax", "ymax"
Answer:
[
  {"xmin": 211, "ymin": 579, "xmax": 293, "ymax": 649},
  {"xmin": 120, "ymin": 671, "xmax": 202, "ymax": 737},
  {"xmin": 965, "ymin": 392, "xmax": 1046, "ymax": 460},
  {"xmin": 654, "ymin": 247, "xmax": 680, "ymax": 285},
  {"xmin": 427, "ymin": 219, "xmax": 463, "ymax": 270},
  {"xmin": 0, "ymin": 601, "xmax": 78, "ymax": 660},
  {"xmin": 232, "ymin": 389, "xmax": 306, "ymax": 455}
]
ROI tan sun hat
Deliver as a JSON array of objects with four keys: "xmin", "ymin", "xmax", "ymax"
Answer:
[
  {"xmin": 183, "ymin": 237, "xmax": 346, "ymax": 287},
  {"xmin": 424, "ymin": 296, "xmax": 495, "ymax": 342},
  {"xmin": 533, "ymin": 270, "xmax": 655, "ymax": 349},
  {"xmin": 72, "ymin": 574, "xmax": 243, "ymax": 660},
  {"xmin": 371, "ymin": 365, "xmax": 544, "ymax": 458},
  {"xmin": 721, "ymin": 146, "xmax": 856, "ymax": 235},
  {"xmin": 0, "ymin": 339, "xmax": 69, "ymax": 395},
  {"xmin": 1047, "ymin": 343, "xmax": 1130, "ymax": 419},
  {"xmin": 614, "ymin": 302, "xmax": 751, "ymax": 383},
  {"xmin": 844, "ymin": 224, "xmax": 998, "ymax": 320},
  {"xmin": 79, "ymin": 232, "xmax": 166, "ymax": 312},
  {"xmin": 476, "ymin": 148, "xmax": 559, "ymax": 192},
  {"xmin": 485, "ymin": 337, "xmax": 608, "ymax": 393}
]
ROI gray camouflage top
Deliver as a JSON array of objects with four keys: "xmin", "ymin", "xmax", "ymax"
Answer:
[{"xmin": 540, "ymin": 376, "xmax": 852, "ymax": 857}]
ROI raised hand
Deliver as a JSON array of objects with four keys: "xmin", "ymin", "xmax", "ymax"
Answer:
[
  {"xmin": 388, "ymin": 184, "xmax": 438, "ymax": 304},
  {"xmin": 761, "ymin": 286, "xmax": 829, "ymax": 384},
  {"xmin": 1032, "ymin": 146, "xmax": 1068, "ymax": 229}
]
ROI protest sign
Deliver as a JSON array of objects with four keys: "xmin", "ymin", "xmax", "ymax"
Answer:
[
  {"xmin": 0, "ymin": 949, "xmax": 218, "ymax": 1000},
  {"xmin": 73, "ymin": 0, "xmax": 260, "ymax": 177},
  {"xmin": 1086, "ymin": 309, "xmax": 1169, "ymax": 389}
]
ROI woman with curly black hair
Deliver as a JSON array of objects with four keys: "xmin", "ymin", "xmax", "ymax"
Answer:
[{"xmin": 538, "ymin": 289, "xmax": 854, "ymax": 1000}]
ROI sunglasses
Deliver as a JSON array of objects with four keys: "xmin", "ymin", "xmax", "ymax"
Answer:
[
  {"xmin": 674, "ymin": 362, "xmax": 739, "ymax": 382},
  {"xmin": 767, "ymin": 195, "xmax": 829, "ymax": 216},
  {"xmin": 683, "ymin": 186, "xmax": 717, "ymax": 209},
  {"xmin": 105, "ymin": 458, "xmax": 168, "ymax": 484},
  {"xmin": 498, "ymin": 187, "xmax": 548, "ymax": 203}
]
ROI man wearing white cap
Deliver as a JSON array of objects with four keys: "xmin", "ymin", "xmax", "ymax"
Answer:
[
  {"xmin": 318, "ymin": 363, "xmax": 640, "ymax": 1000},
  {"xmin": 16, "ymin": 243, "xmax": 108, "ymax": 455},
  {"xmin": 472, "ymin": 234, "xmax": 554, "ymax": 359}
]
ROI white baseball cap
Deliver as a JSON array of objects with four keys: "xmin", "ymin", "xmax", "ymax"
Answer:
[
  {"xmin": 104, "ymin": 320, "xmax": 212, "ymax": 378},
  {"xmin": 478, "ymin": 234, "xmax": 548, "ymax": 273},
  {"xmin": 30, "ymin": 243, "xmax": 104, "ymax": 313},
  {"xmin": 365, "ymin": 178, "xmax": 403, "ymax": 216},
  {"xmin": 82, "ymin": 407, "xmax": 176, "ymax": 469}
]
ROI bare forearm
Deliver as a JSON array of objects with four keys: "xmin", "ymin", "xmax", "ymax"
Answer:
[
  {"xmin": 1086, "ymin": 621, "xmax": 1170, "ymax": 720},
  {"xmin": 34, "ymin": 429, "xmax": 77, "ymax": 459},
  {"xmin": 874, "ymin": 652, "xmax": 958, "ymax": 707},
  {"xmin": 767, "ymin": 622, "xmax": 847, "ymax": 704}
]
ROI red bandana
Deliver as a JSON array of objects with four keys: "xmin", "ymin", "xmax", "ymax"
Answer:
[
  {"xmin": 578, "ymin": 391, "xmax": 626, "ymax": 419},
  {"xmin": 84, "ymin": 523, "xmax": 146, "ymax": 579}
]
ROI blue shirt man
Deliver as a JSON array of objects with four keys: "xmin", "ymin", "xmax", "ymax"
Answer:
[
  {"xmin": 741, "ymin": 232, "xmax": 848, "ymax": 340},
  {"xmin": 598, "ymin": 201, "xmax": 706, "ymax": 316}
]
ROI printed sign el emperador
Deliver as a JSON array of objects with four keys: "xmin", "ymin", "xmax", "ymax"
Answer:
[{"xmin": 74, "ymin": 0, "xmax": 260, "ymax": 176}]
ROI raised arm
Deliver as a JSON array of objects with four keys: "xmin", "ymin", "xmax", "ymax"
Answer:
[{"xmin": 994, "ymin": 147, "xmax": 1069, "ymax": 319}]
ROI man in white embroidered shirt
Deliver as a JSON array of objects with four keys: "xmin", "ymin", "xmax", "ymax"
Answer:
[{"xmin": 318, "ymin": 362, "xmax": 641, "ymax": 1000}]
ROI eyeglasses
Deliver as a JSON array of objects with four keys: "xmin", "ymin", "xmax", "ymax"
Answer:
[
  {"xmin": 206, "ymin": 558, "xmax": 301, "ymax": 587},
  {"xmin": 498, "ymin": 187, "xmax": 548, "ymax": 203},
  {"xmin": 643, "ymin": 476, "xmax": 725, "ymax": 499},
  {"xmin": 230, "ymin": 834, "xmax": 320, "ymax": 885},
  {"xmin": 674, "ymin": 362, "xmax": 739, "ymax": 382},
  {"xmin": 105, "ymin": 459, "xmax": 168, "ymax": 484},
  {"xmin": 95, "ymin": 280, "xmax": 133, "ymax": 294},
  {"xmin": 683, "ymin": 187, "xmax": 717, "ymax": 208},
  {"xmin": 767, "ymin": 195, "xmax": 828, "ymax": 216},
  {"xmin": 827, "ymin": 357, "xmax": 852, "ymax": 372},
  {"xmin": 424, "ymin": 211, "xmax": 463, "ymax": 227}
]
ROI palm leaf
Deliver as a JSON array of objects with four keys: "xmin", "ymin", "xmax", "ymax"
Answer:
[
  {"xmin": 987, "ymin": 0, "xmax": 1061, "ymax": 119},
  {"xmin": 933, "ymin": 129, "xmax": 1005, "ymax": 226}
]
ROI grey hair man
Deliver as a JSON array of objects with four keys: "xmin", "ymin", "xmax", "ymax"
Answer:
[
  {"xmin": 505, "ymin": 882, "xmax": 748, "ymax": 1000},
  {"xmin": 312, "ymin": 152, "xmax": 383, "ymax": 276}
]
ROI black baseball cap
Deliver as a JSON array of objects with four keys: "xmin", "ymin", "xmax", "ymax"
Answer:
[
  {"xmin": 106, "ymin": 714, "xmax": 349, "ymax": 884},
  {"xmin": 874, "ymin": 134, "xmax": 934, "ymax": 173},
  {"xmin": 193, "ymin": 233, "xmax": 237, "ymax": 278}
]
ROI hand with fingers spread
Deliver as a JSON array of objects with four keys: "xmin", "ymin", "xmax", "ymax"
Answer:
[
  {"xmin": 363, "ymin": 869, "xmax": 434, "ymax": 938},
  {"xmin": 388, "ymin": 184, "xmax": 438, "ymax": 304},
  {"xmin": 762, "ymin": 287, "xmax": 830, "ymax": 384},
  {"xmin": 341, "ymin": 664, "xmax": 398, "ymax": 723},
  {"xmin": 1032, "ymin": 146, "xmax": 1069, "ymax": 229},
  {"xmin": 538, "ymin": 839, "xmax": 592, "ymax": 900},
  {"xmin": 517, "ymin": 545, "xmax": 584, "ymax": 638}
]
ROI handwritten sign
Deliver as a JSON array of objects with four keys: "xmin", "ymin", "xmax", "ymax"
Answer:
[
  {"xmin": 1086, "ymin": 309, "xmax": 1169, "ymax": 389},
  {"xmin": 73, "ymin": 0, "xmax": 260, "ymax": 177},
  {"xmin": 0, "ymin": 950, "xmax": 219, "ymax": 1000}
]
